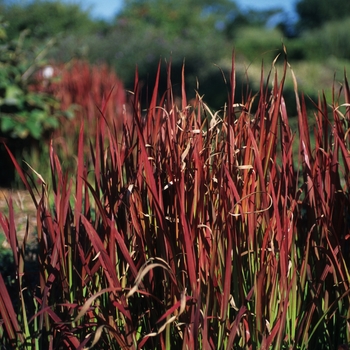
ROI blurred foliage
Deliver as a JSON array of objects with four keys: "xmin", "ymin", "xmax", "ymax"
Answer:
[
  {"xmin": 233, "ymin": 26, "xmax": 284, "ymax": 63},
  {"xmin": 296, "ymin": 0, "xmax": 350, "ymax": 31},
  {"xmin": 0, "ymin": 19, "xmax": 61, "ymax": 139},
  {"xmin": 0, "ymin": 0, "xmax": 348, "ymax": 109},
  {"xmin": 0, "ymin": 0, "xmax": 105, "ymax": 41},
  {"xmin": 119, "ymin": 0, "xmax": 235, "ymax": 36},
  {"xmin": 108, "ymin": 0, "xmax": 234, "ymax": 94},
  {"xmin": 1, "ymin": 0, "xmax": 349, "ymax": 75},
  {"xmin": 0, "ymin": 0, "xmax": 280, "ymax": 108},
  {"xmin": 108, "ymin": 22, "xmax": 227, "ymax": 100},
  {"xmin": 110, "ymin": 0, "xmax": 281, "ymax": 85},
  {"xmin": 225, "ymin": 8, "xmax": 283, "ymax": 39},
  {"xmin": 0, "ymin": 16, "xmax": 70, "ymax": 187},
  {"xmin": 300, "ymin": 17, "xmax": 350, "ymax": 60}
]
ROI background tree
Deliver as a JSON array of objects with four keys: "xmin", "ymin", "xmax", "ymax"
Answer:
[
  {"xmin": 224, "ymin": 8, "xmax": 282, "ymax": 39},
  {"xmin": 0, "ymin": 0, "xmax": 106, "ymax": 41},
  {"xmin": 102, "ymin": 0, "xmax": 240, "ymax": 108},
  {"xmin": 296, "ymin": 0, "xmax": 350, "ymax": 31}
]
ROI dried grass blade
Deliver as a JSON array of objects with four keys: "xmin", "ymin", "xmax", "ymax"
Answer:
[
  {"xmin": 127, "ymin": 259, "xmax": 172, "ymax": 298},
  {"xmin": 226, "ymin": 305, "xmax": 248, "ymax": 348}
]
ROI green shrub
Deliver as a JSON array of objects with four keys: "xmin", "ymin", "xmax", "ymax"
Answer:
[
  {"xmin": 232, "ymin": 26, "xmax": 285, "ymax": 63},
  {"xmin": 301, "ymin": 17, "xmax": 350, "ymax": 60},
  {"xmin": 0, "ymin": 19, "xmax": 67, "ymax": 186},
  {"xmin": 1, "ymin": 0, "xmax": 99, "ymax": 42},
  {"xmin": 80, "ymin": 19, "xmax": 227, "ymax": 96},
  {"xmin": 0, "ymin": 21, "xmax": 61, "ymax": 140}
]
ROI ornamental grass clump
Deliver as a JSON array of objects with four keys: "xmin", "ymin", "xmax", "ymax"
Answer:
[
  {"xmin": 0, "ymin": 52, "xmax": 350, "ymax": 349},
  {"xmin": 30, "ymin": 59, "xmax": 127, "ymax": 173}
]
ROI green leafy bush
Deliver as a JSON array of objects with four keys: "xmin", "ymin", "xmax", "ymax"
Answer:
[
  {"xmin": 233, "ymin": 26, "xmax": 285, "ymax": 63},
  {"xmin": 0, "ymin": 21, "xmax": 61, "ymax": 140},
  {"xmin": 296, "ymin": 0, "xmax": 350, "ymax": 31},
  {"xmin": 301, "ymin": 17, "xmax": 350, "ymax": 60},
  {"xmin": 0, "ymin": 0, "xmax": 100, "ymax": 42}
]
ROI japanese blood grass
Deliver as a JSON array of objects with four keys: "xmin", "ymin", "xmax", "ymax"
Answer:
[
  {"xmin": 1, "ymin": 54, "xmax": 350, "ymax": 349},
  {"xmin": 29, "ymin": 59, "xmax": 128, "ymax": 178}
]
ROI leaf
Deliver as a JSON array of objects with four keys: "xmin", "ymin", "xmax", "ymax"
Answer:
[{"xmin": 0, "ymin": 273, "xmax": 24, "ymax": 343}]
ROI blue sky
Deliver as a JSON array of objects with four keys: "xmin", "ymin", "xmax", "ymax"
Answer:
[{"xmin": 69, "ymin": 0, "xmax": 298, "ymax": 21}]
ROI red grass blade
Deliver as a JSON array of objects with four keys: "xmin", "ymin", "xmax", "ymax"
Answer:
[{"xmin": 0, "ymin": 273, "xmax": 24, "ymax": 344}]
